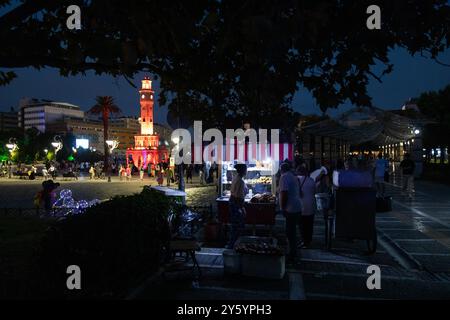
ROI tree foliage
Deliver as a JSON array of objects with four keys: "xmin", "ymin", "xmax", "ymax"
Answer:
[
  {"xmin": 416, "ymin": 84, "xmax": 450, "ymax": 149},
  {"xmin": 1, "ymin": 0, "xmax": 449, "ymax": 130}
]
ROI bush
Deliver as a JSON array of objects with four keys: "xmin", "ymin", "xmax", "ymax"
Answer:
[{"xmin": 34, "ymin": 188, "xmax": 173, "ymax": 298}]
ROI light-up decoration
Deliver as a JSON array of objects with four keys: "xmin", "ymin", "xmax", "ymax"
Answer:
[
  {"xmin": 6, "ymin": 138, "xmax": 18, "ymax": 153},
  {"xmin": 53, "ymin": 188, "xmax": 101, "ymax": 216},
  {"xmin": 106, "ymin": 139, "xmax": 119, "ymax": 152}
]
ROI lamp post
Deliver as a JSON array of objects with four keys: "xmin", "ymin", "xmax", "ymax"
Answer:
[
  {"xmin": 6, "ymin": 138, "xmax": 17, "ymax": 178},
  {"xmin": 51, "ymin": 135, "xmax": 63, "ymax": 155},
  {"xmin": 106, "ymin": 139, "xmax": 119, "ymax": 182},
  {"xmin": 172, "ymin": 136, "xmax": 185, "ymax": 192},
  {"xmin": 407, "ymin": 127, "xmax": 423, "ymax": 177}
]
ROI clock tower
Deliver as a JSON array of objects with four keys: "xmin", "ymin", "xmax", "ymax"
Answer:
[
  {"xmin": 126, "ymin": 76, "xmax": 169, "ymax": 170},
  {"xmin": 139, "ymin": 76, "xmax": 154, "ymax": 135}
]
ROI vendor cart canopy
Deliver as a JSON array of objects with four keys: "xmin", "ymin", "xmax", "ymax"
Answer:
[
  {"xmin": 191, "ymin": 142, "xmax": 294, "ymax": 164},
  {"xmin": 302, "ymin": 106, "xmax": 432, "ymax": 145}
]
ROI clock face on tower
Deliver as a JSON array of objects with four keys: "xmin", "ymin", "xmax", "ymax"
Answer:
[{"xmin": 141, "ymin": 93, "xmax": 154, "ymax": 100}]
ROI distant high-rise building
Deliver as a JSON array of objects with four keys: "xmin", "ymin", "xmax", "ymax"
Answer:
[
  {"xmin": 0, "ymin": 107, "xmax": 18, "ymax": 132},
  {"xmin": 18, "ymin": 98, "xmax": 84, "ymax": 132}
]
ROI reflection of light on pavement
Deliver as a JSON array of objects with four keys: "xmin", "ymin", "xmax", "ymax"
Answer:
[{"xmin": 412, "ymin": 219, "xmax": 426, "ymax": 232}]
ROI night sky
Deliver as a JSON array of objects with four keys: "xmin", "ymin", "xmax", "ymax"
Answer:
[{"xmin": 1, "ymin": 3, "xmax": 450, "ymax": 124}]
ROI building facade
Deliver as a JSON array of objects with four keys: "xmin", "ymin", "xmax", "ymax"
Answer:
[
  {"xmin": 0, "ymin": 108, "xmax": 18, "ymax": 132},
  {"xmin": 48, "ymin": 117, "xmax": 136, "ymax": 155},
  {"xmin": 18, "ymin": 98, "xmax": 84, "ymax": 132}
]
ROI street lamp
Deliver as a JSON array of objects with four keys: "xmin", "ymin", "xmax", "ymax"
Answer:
[
  {"xmin": 171, "ymin": 136, "xmax": 185, "ymax": 192},
  {"xmin": 106, "ymin": 140, "xmax": 119, "ymax": 152},
  {"xmin": 106, "ymin": 139, "xmax": 119, "ymax": 182},
  {"xmin": 5, "ymin": 138, "xmax": 17, "ymax": 179},
  {"xmin": 52, "ymin": 135, "xmax": 63, "ymax": 155},
  {"xmin": 6, "ymin": 138, "xmax": 17, "ymax": 153}
]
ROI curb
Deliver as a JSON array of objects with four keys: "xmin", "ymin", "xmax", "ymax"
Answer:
[{"xmin": 377, "ymin": 228, "xmax": 423, "ymax": 271}]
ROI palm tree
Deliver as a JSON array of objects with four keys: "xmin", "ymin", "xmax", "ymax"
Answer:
[{"xmin": 88, "ymin": 96, "xmax": 121, "ymax": 173}]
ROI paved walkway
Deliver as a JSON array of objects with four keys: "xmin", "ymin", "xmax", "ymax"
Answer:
[
  {"xmin": 146, "ymin": 175, "xmax": 450, "ymax": 300},
  {"xmin": 0, "ymin": 175, "xmax": 217, "ymax": 208},
  {"xmin": 298, "ymin": 175, "xmax": 450, "ymax": 299}
]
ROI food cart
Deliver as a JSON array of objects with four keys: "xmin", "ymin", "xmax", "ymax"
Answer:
[{"xmin": 212, "ymin": 142, "xmax": 294, "ymax": 230}]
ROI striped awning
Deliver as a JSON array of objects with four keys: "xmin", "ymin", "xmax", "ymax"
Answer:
[{"xmin": 191, "ymin": 142, "xmax": 294, "ymax": 163}]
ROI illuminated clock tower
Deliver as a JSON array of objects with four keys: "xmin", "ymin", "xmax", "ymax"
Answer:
[
  {"xmin": 126, "ymin": 76, "xmax": 168, "ymax": 169},
  {"xmin": 139, "ymin": 76, "xmax": 154, "ymax": 135}
]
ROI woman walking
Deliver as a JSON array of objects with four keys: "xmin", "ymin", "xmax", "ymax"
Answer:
[
  {"xmin": 139, "ymin": 166, "xmax": 145, "ymax": 181},
  {"xmin": 374, "ymin": 152, "xmax": 389, "ymax": 197}
]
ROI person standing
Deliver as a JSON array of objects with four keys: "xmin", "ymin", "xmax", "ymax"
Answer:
[
  {"xmin": 199, "ymin": 164, "xmax": 204, "ymax": 185},
  {"xmin": 166, "ymin": 168, "xmax": 173, "ymax": 186},
  {"xmin": 400, "ymin": 153, "xmax": 416, "ymax": 199},
  {"xmin": 89, "ymin": 165, "xmax": 95, "ymax": 180},
  {"xmin": 374, "ymin": 153, "xmax": 389, "ymax": 197},
  {"xmin": 41, "ymin": 180, "xmax": 60, "ymax": 215},
  {"xmin": 147, "ymin": 163, "xmax": 152, "ymax": 178},
  {"xmin": 126, "ymin": 166, "xmax": 132, "ymax": 181},
  {"xmin": 205, "ymin": 162, "xmax": 210, "ymax": 183},
  {"xmin": 279, "ymin": 162, "xmax": 303, "ymax": 262},
  {"xmin": 186, "ymin": 164, "xmax": 193, "ymax": 184},
  {"xmin": 208, "ymin": 165, "xmax": 214, "ymax": 184},
  {"xmin": 118, "ymin": 164, "xmax": 123, "ymax": 180},
  {"xmin": 139, "ymin": 166, "xmax": 145, "ymax": 181},
  {"xmin": 297, "ymin": 166, "xmax": 316, "ymax": 249},
  {"xmin": 157, "ymin": 169, "xmax": 164, "ymax": 186},
  {"xmin": 227, "ymin": 163, "xmax": 248, "ymax": 249}
]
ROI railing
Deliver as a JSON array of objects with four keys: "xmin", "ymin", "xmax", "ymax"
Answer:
[
  {"xmin": 0, "ymin": 204, "xmax": 213, "ymax": 220},
  {"xmin": 0, "ymin": 207, "xmax": 80, "ymax": 218}
]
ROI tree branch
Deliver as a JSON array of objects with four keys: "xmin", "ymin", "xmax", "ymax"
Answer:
[
  {"xmin": 0, "ymin": 55, "xmax": 163, "ymax": 75},
  {"xmin": 433, "ymin": 57, "xmax": 450, "ymax": 67},
  {"xmin": 0, "ymin": 0, "xmax": 60, "ymax": 30},
  {"xmin": 367, "ymin": 70, "xmax": 383, "ymax": 83}
]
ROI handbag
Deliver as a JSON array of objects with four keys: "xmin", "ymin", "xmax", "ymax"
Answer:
[{"xmin": 384, "ymin": 171, "xmax": 390, "ymax": 182}]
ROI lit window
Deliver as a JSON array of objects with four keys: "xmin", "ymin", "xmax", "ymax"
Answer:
[{"xmin": 141, "ymin": 94, "xmax": 145, "ymax": 99}]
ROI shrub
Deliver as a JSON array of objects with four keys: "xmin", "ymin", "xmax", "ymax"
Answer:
[{"xmin": 34, "ymin": 188, "xmax": 173, "ymax": 298}]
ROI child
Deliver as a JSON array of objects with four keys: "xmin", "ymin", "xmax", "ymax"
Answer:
[
  {"xmin": 140, "ymin": 166, "xmax": 145, "ymax": 181},
  {"xmin": 157, "ymin": 170, "xmax": 164, "ymax": 186},
  {"xmin": 126, "ymin": 166, "xmax": 132, "ymax": 181}
]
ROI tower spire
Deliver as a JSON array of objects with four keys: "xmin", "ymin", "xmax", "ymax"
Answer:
[{"xmin": 139, "ymin": 76, "xmax": 154, "ymax": 135}]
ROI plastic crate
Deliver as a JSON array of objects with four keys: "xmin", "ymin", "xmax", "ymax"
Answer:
[
  {"xmin": 241, "ymin": 254, "xmax": 285, "ymax": 279},
  {"xmin": 236, "ymin": 236, "xmax": 285, "ymax": 279}
]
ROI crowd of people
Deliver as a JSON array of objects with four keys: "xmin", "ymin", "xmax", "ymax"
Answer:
[{"xmin": 227, "ymin": 151, "xmax": 417, "ymax": 263}]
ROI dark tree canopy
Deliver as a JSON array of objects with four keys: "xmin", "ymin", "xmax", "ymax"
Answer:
[
  {"xmin": 416, "ymin": 84, "xmax": 450, "ymax": 148},
  {"xmin": 1, "ymin": 0, "xmax": 449, "ymax": 130}
]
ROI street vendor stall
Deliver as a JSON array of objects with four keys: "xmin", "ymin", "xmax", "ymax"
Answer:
[{"xmin": 214, "ymin": 143, "xmax": 294, "ymax": 228}]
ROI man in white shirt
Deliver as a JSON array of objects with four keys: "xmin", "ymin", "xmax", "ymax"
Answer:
[{"xmin": 374, "ymin": 153, "xmax": 389, "ymax": 197}]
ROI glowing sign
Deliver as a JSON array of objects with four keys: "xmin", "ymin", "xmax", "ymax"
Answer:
[{"xmin": 76, "ymin": 138, "xmax": 89, "ymax": 149}]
